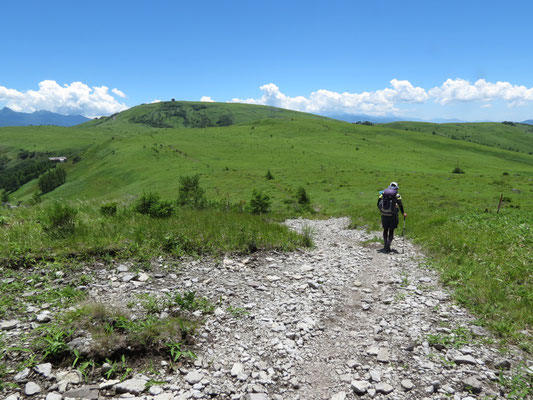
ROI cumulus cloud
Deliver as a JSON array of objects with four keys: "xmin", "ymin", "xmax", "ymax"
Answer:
[
  {"xmin": 112, "ymin": 88, "xmax": 126, "ymax": 98},
  {"xmin": 230, "ymin": 78, "xmax": 533, "ymax": 115},
  {"xmin": 231, "ymin": 80, "xmax": 428, "ymax": 116},
  {"xmin": 200, "ymin": 96, "xmax": 215, "ymax": 102},
  {"xmin": 428, "ymin": 78, "xmax": 533, "ymax": 105},
  {"xmin": 0, "ymin": 80, "xmax": 128, "ymax": 117},
  {"xmin": 150, "ymin": 99, "xmax": 162, "ymax": 103}
]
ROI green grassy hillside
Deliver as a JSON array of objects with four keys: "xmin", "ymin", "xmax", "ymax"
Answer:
[
  {"xmin": 81, "ymin": 101, "xmax": 327, "ymax": 130},
  {"xmin": 384, "ymin": 121, "xmax": 533, "ymax": 154},
  {"xmin": 1, "ymin": 101, "xmax": 532, "ymax": 349}
]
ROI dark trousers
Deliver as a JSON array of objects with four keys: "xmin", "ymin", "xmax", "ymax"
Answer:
[{"xmin": 381, "ymin": 215, "xmax": 398, "ymax": 246}]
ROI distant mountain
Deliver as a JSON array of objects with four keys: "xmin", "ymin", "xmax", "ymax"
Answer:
[
  {"xmin": 0, "ymin": 107, "xmax": 90, "ymax": 127},
  {"xmin": 522, "ymin": 119, "xmax": 533, "ymax": 125},
  {"xmin": 321, "ymin": 113, "xmax": 410, "ymax": 124},
  {"xmin": 322, "ymin": 113, "xmax": 466, "ymax": 124}
]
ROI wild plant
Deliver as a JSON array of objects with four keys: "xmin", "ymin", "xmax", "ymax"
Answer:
[
  {"xmin": 99, "ymin": 202, "xmax": 118, "ymax": 216},
  {"xmin": 249, "ymin": 190, "xmax": 270, "ymax": 214},
  {"xmin": 41, "ymin": 202, "xmax": 78, "ymax": 237},
  {"xmin": 177, "ymin": 174, "xmax": 207, "ymax": 209},
  {"xmin": 166, "ymin": 342, "xmax": 197, "ymax": 362}
]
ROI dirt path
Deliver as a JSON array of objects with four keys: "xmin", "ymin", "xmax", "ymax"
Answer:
[{"xmin": 3, "ymin": 218, "xmax": 530, "ymax": 400}]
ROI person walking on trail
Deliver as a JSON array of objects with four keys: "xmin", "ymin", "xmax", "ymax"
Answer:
[{"xmin": 377, "ymin": 182, "xmax": 407, "ymax": 252}]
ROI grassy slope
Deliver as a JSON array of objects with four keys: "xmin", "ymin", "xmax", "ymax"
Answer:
[
  {"xmin": 1, "ymin": 102, "xmax": 533, "ymax": 347},
  {"xmin": 384, "ymin": 121, "xmax": 533, "ymax": 154}
]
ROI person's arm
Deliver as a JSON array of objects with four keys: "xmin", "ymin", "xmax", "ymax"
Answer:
[{"xmin": 397, "ymin": 195, "xmax": 407, "ymax": 217}]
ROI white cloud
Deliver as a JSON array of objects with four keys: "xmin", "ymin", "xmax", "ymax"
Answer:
[
  {"xmin": 481, "ymin": 103, "xmax": 493, "ymax": 108},
  {"xmin": 150, "ymin": 99, "xmax": 162, "ymax": 103},
  {"xmin": 200, "ymin": 96, "xmax": 215, "ymax": 102},
  {"xmin": 229, "ymin": 79, "xmax": 533, "ymax": 116},
  {"xmin": 428, "ymin": 78, "xmax": 533, "ymax": 105},
  {"xmin": 231, "ymin": 80, "xmax": 428, "ymax": 116},
  {"xmin": 112, "ymin": 88, "xmax": 126, "ymax": 98},
  {"xmin": 0, "ymin": 80, "xmax": 128, "ymax": 118}
]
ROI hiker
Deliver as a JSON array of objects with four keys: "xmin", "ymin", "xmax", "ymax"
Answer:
[{"xmin": 377, "ymin": 182, "xmax": 407, "ymax": 252}]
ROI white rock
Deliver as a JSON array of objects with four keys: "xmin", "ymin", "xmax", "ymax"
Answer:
[
  {"xmin": 137, "ymin": 272, "xmax": 150, "ymax": 282},
  {"xmin": 351, "ymin": 380, "xmax": 370, "ymax": 394},
  {"xmin": 375, "ymin": 382, "xmax": 394, "ymax": 394},
  {"xmin": 34, "ymin": 362, "xmax": 53, "ymax": 378},
  {"xmin": 114, "ymin": 378, "xmax": 148, "ymax": 394},
  {"xmin": 14, "ymin": 368, "xmax": 30, "ymax": 381},
  {"xmin": 331, "ymin": 392, "xmax": 346, "ymax": 400},
  {"xmin": 185, "ymin": 370, "xmax": 203, "ymax": 384},
  {"xmin": 231, "ymin": 362, "xmax": 244, "ymax": 377},
  {"xmin": 0, "ymin": 320, "xmax": 19, "ymax": 330},
  {"xmin": 401, "ymin": 379, "xmax": 414, "ymax": 391},
  {"xmin": 25, "ymin": 382, "xmax": 42, "ymax": 396}
]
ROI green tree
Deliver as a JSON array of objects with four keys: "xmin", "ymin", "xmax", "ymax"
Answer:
[
  {"xmin": 177, "ymin": 175, "xmax": 207, "ymax": 209},
  {"xmin": 249, "ymin": 190, "xmax": 270, "ymax": 214},
  {"xmin": 296, "ymin": 187, "xmax": 310, "ymax": 205}
]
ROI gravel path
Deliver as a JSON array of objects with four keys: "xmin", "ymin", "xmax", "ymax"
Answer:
[{"xmin": 3, "ymin": 218, "xmax": 530, "ymax": 400}]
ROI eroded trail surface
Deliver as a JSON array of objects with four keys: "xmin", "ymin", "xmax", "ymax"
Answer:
[{"xmin": 4, "ymin": 218, "xmax": 530, "ymax": 400}]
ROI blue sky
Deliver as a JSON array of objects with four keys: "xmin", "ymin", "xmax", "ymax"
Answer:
[{"xmin": 1, "ymin": 0, "xmax": 533, "ymax": 121}]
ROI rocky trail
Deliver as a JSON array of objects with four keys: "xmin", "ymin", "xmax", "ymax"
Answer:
[{"xmin": 2, "ymin": 218, "xmax": 531, "ymax": 400}]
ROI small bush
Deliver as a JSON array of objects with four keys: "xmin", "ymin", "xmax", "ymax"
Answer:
[
  {"xmin": 296, "ymin": 187, "xmax": 310, "ymax": 205},
  {"xmin": 452, "ymin": 167, "xmax": 465, "ymax": 174},
  {"xmin": 177, "ymin": 175, "xmax": 207, "ymax": 209},
  {"xmin": 249, "ymin": 190, "xmax": 270, "ymax": 214},
  {"xmin": 42, "ymin": 202, "xmax": 78, "ymax": 237},
  {"xmin": 100, "ymin": 202, "xmax": 118, "ymax": 217},
  {"xmin": 134, "ymin": 192, "xmax": 174, "ymax": 218},
  {"xmin": 265, "ymin": 170, "xmax": 274, "ymax": 180},
  {"xmin": 134, "ymin": 192, "xmax": 160, "ymax": 215},
  {"xmin": 149, "ymin": 200, "xmax": 175, "ymax": 218}
]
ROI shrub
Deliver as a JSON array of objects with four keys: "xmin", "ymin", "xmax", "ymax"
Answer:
[
  {"xmin": 296, "ymin": 187, "xmax": 310, "ymax": 205},
  {"xmin": 42, "ymin": 202, "xmax": 78, "ymax": 237},
  {"xmin": 265, "ymin": 170, "xmax": 274, "ymax": 180},
  {"xmin": 1, "ymin": 191, "xmax": 8, "ymax": 204},
  {"xmin": 249, "ymin": 190, "xmax": 270, "ymax": 214},
  {"xmin": 149, "ymin": 200, "xmax": 175, "ymax": 218},
  {"xmin": 452, "ymin": 167, "xmax": 465, "ymax": 174},
  {"xmin": 134, "ymin": 192, "xmax": 174, "ymax": 218},
  {"xmin": 100, "ymin": 202, "xmax": 118, "ymax": 217},
  {"xmin": 134, "ymin": 192, "xmax": 160, "ymax": 215},
  {"xmin": 177, "ymin": 175, "xmax": 207, "ymax": 209}
]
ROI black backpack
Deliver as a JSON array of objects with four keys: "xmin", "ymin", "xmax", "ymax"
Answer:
[{"xmin": 378, "ymin": 188, "xmax": 397, "ymax": 216}]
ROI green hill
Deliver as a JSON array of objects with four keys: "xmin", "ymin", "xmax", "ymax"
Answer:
[
  {"xmin": 1, "ymin": 102, "xmax": 532, "ymax": 212},
  {"xmin": 81, "ymin": 101, "xmax": 327, "ymax": 130},
  {"xmin": 384, "ymin": 120, "xmax": 533, "ymax": 154},
  {"xmin": 1, "ymin": 101, "xmax": 532, "ymax": 346}
]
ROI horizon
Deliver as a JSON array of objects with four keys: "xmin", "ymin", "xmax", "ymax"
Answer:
[
  {"xmin": 1, "ymin": 1, "xmax": 533, "ymax": 122},
  {"xmin": 1, "ymin": 103, "xmax": 532, "ymax": 125}
]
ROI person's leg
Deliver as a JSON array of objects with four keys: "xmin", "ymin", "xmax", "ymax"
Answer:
[{"xmin": 387, "ymin": 227, "xmax": 395, "ymax": 248}]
